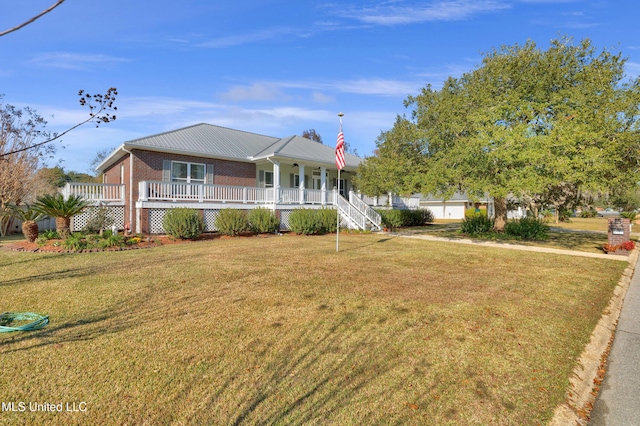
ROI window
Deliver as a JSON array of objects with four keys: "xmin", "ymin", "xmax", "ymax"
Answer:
[
  {"xmin": 293, "ymin": 174, "xmax": 300, "ymax": 188},
  {"xmin": 171, "ymin": 161, "xmax": 205, "ymax": 184},
  {"xmin": 264, "ymin": 171, "xmax": 274, "ymax": 188}
]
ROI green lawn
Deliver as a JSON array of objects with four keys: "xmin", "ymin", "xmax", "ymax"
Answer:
[{"xmin": 0, "ymin": 234, "xmax": 627, "ymax": 425}]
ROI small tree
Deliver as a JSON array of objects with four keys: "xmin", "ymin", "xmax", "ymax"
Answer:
[
  {"xmin": 34, "ymin": 193, "xmax": 90, "ymax": 237},
  {"xmin": 84, "ymin": 205, "xmax": 115, "ymax": 236},
  {"xmin": 10, "ymin": 204, "xmax": 47, "ymax": 242}
]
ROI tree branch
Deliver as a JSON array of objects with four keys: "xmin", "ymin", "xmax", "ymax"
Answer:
[
  {"xmin": 0, "ymin": 0, "xmax": 66, "ymax": 38},
  {"xmin": 0, "ymin": 87, "xmax": 117, "ymax": 158}
]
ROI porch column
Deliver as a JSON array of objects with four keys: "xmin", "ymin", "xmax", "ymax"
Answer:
[
  {"xmin": 272, "ymin": 160, "xmax": 280, "ymax": 204},
  {"xmin": 320, "ymin": 166, "xmax": 327, "ymax": 205},
  {"xmin": 298, "ymin": 164, "xmax": 305, "ymax": 204}
]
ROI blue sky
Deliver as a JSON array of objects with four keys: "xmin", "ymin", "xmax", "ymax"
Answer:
[{"xmin": 1, "ymin": 0, "xmax": 638, "ymax": 173}]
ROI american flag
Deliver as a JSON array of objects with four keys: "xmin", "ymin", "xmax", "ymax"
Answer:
[{"xmin": 335, "ymin": 131, "xmax": 345, "ymax": 170}]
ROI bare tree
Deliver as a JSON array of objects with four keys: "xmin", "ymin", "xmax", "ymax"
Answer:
[
  {"xmin": 0, "ymin": 89, "xmax": 118, "ymax": 235},
  {"xmin": 0, "ymin": 0, "xmax": 66, "ymax": 38},
  {"xmin": 0, "ymin": 101, "xmax": 51, "ymax": 235}
]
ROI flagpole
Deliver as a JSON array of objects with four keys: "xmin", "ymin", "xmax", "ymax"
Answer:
[{"xmin": 336, "ymin": 112, "xmax": 344, "ymax": 253}]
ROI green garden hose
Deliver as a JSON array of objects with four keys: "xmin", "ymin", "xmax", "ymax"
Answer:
[{"xmin": 0, "ymin": 312, "xmax": 49, "ymax": 333}]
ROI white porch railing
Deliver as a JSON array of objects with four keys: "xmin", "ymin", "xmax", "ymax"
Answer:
[
  {"xmin": 140, "ymin": 181, "xmax": 276, "ymax": 204},
  {"xmin": 138, "ymin": 181, "xmax": 332, "ymax": 205},
  {"xmin": 349, "ymin": 191, "xmax": 382, "ymax": 230},
  {"xmin": 62, "ymin": 183, "xmax": 125, "ymax": 203},
  {"xmin": 280, "ymin": 188, "xmax": 299, "ymax": 204}
]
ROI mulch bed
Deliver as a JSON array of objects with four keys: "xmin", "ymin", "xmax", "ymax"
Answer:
[{"xmin": 1, "ymin": 232, "xmax": 268, "ymax": 254}]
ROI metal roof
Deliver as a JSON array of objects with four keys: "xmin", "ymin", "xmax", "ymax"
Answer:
[
  {"xmin": 97, "ymin": 123, "xmax": 362, "ymax": 172},
  {"xmin": 251, "ymin": 135, "xmax": 362, "ymax": 168},
  {"xmin": 124, "ymin": 123, "xmax": 279, "ymax": 160}
]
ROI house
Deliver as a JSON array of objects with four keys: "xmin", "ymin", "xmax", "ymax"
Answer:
[{"xmin": 64, "ymin": 123, "xmax": 381, "ymax": 234}]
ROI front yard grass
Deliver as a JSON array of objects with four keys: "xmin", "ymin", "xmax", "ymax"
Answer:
[{"xmin": 0, "ymin": 234, "xmax": 627, "ymax": 425}]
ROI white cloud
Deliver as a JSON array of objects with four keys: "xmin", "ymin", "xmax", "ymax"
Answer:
[
  {"xmin": 279, "ymin": 78, "xmax": 421, "ymax": 97},
  {"xmin": 218, "ymin": 83, "xmax": 293, "ymax": 102},
  {"xmin": 27, "ymin": 52, "xmax": 130, "ymax": 70},
  {"xmin": 197, "ymin": 27, "xmax": 295, "ymax": 48},
  {"xmin": 312, "ymin": 92, "xmax": 335, "ymax": 104},
  {"xmin": 340, "ymin": 0, "xmax": 511, "ymax": 26}
]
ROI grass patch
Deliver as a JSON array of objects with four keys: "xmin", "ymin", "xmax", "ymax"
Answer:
[
  {"xmin": 406, "ymin": 222, "xmax": 613, "ymax": 254},
  {"xmin": 0, "ymin": 234, "xmax": 627, "ymax": 424}
]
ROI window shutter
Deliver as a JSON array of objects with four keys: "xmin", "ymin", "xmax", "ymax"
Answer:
[
  {"xmin": 206, "ymin": 164, "xmax": 214, "ymax": 184},
  {"xmin": 162, "ymin": 160, "xmax": 171, "ymax": 181},
  {"xmin": 289, "ymin": 173, "xmax": 294, "ymax": 188},
  {"xmin": 258, "ymin": 170, "xmax": 265, "ymax": 187},
  {"xmin": 332, "ymin": 178, "xmax": 337, "ymax": 189},
  {"xmin": 304, "ymin": 175, "xmax": 309, "ymax": 189}
]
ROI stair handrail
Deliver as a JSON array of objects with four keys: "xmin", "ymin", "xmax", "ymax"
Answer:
[
  {"xmin": 349, "ymin": 192, "xmax": 382, "ymax": 229},
  {"xmin": 335, "ymin": 194, "xmax": 367, "ymax": 230}
]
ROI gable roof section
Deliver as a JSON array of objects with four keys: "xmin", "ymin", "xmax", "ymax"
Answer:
[
  {"xmin": 251, "ymin": 135, "xmax": 361, "ymax": 168},
  {"xmin": 124, "ymin": 123, "xmax": 279, "ymax": 160}
]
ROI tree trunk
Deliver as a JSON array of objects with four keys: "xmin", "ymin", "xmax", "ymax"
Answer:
[
  {"xmin": 22, "ymin": 220, "xmax": 39, "ymax": 243},
  {"xmin": 493, "ymin": 196, "xmax": 508, "ymax": 232},
  {"xmin": 56, "ymin": 217, "xmax": 71, "ymax": 238}
]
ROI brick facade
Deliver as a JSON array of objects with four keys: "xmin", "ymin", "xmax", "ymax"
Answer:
[
  {"xmin": 132, "ymin": 150, "xmax": 256, "ymax": 187},
  {"xmin": 105, "ymin": 149, "xmax": 257, "ymax": 232},
  {"xmin": 608, "ymin": 218, "xmax": 631, "ymax": 254}
]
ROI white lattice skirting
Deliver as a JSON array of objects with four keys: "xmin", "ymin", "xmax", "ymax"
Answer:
[
  {"xmin": 279, "ymin": 210, "xmax": 293, "ymax": 231},
  {"xmin": 149, "ymin": 209, "xmax": 223, "ymax": 234},
  {"xmin": 71, "ymin": 207, "xmax": 125, "ymax": 232},
  {"xmin": 147, "ymin": 208, "xmax": 299, "ymax": 234}
]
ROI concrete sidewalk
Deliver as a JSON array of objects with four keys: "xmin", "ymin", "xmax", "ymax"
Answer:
[
  {"xmin": 590, "ymin": 255, "xmax": 640, "ymax": 425},
  {"xmin": 396, "ymin": 233, "xmax": 629, "ymax": 261}
]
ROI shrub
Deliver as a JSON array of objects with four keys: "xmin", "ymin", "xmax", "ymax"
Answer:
[
  {"xmin": 621, "ymin": 211, "xmax": 637, "ymax": 220},
  {"xmin": 163, "ymin": 208, "xmax": 205, "ymax": 239},
  {"xmin": 399, "ymin": 209, "xmax": 434, "ymax": 226},
  {"xmin": 288, "ymin": 209, "xmax": 320, "ymax": 235},
  {"xmin": 377, "ymin": 209, "xmax": 403, "ymax": 231},
  {"xmin": 460, "ymin": 214, "xmax": 494, "ymax": 235},
  {"xmin": 579, "ymin": 208, "xmax": 597, "ymax": 218},
  {"xmin": 98, "ymin": 234, "xmax": 125, "ymax": 249},
  {"xmin": 317, "ymin": 208, "xmax": 338, "ymax": 233},
  {"xmin": 504, "ymin": 217, "xmax": 550, "ymax": 240},
  {"xmin": 621, "ymin": 240, "xmax": 636, "ymax": 251},
  {"xmin": 214, "ymin": 209, "xmax": 248, "ymax": 236},
  {"xmin": 62, "ymin": 233, "xmax": 87, "ymax": 250},
  {"xmin": 247, "ymin": 208, "xmax": 279, "ymax": 234},
  {"xmin": 41, "ymin": 229, "xmax": 60, "ymax": 240}
]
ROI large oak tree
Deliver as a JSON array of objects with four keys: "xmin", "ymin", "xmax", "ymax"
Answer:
[{"xmin": 355, "ymin": 37, "xmax": 640, "ymax": 230}]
